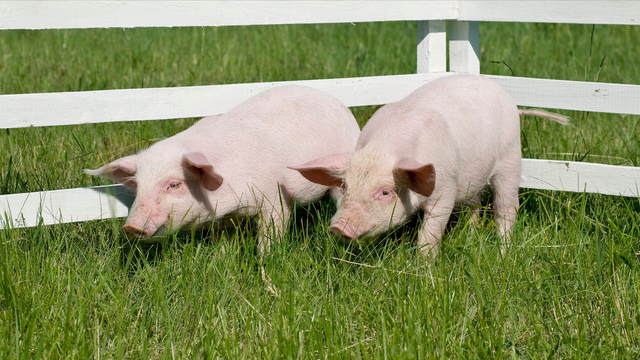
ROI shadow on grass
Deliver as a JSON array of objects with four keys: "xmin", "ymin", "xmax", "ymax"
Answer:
[
  {"xmin": 116, "ymin": 218, "xmax": 250, "ymax": 275},
  {"xmin": 330, "ymin": 186, "xmax": 508, "ymax": 265},
  {"xmin": 112, "ymin": 185, "xmax": 587, "ymax": 274},
  {"xmin": 114, "ymin": 196, "xmax": 335, "ymax": 275}
]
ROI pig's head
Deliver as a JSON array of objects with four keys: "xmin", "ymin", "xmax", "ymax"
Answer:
[
  {"xmin": 290, "ymin": 146, "xmax": 435, "ymax": 241},
  {"xmin": 85, "ymin": 146, "xmax": 222, "ymax": 239}
]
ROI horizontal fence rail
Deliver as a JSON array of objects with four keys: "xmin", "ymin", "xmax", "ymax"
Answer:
[
  {"xmin": 521, "ymin": 160, "xmax": 640, "ymax": 198},
  {"xmin": 3, "ymin": 74, "xmax": 640, "ymax": 129},
  {"xmin": 1, "ymin": 0, "xmax": 639, "ymax": 230},
  {"xmin": 457, "ymin": 1, "xmax": 640, "ymax": 25},
  {"xmin": 0, "ymin": 74, "xmax": 449, "ymax": 129},
  {"xmin": 1, "ymin": 186, "xmax": 133, "ymax": 229},
  {"xmin": 2, "ymin": 1, "xmax": 638, "ymax": 30},
  {"xmin": 0, "ymin": 1, "xmax": 458, "ymax": 30},
  {"xmin": 3, "ymin": 159, "xmax": 639, "ymax": 229}
]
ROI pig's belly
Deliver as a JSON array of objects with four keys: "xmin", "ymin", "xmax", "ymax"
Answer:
[{"xmin": 454, "ymin": 163, "xmax": 496, "ymax": 202}]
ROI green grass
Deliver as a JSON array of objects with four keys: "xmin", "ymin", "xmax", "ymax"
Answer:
[{"xmin": 1, "ymin": 21, "xmax": 640, "ymax": 358}]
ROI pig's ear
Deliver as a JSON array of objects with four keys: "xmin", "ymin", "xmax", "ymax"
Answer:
[
  {"xmin": 288, "ymin": 153, "xmax": 352, "ymax": 187},
  {"xmin": 394, "ymin": 158, "xmax": 436, "ymax": 197},
  {"xmin": 84, "ymin": 155, "xmax": 138, "ymax": 188},
  {"xmin": 182, "ymin": 152, "xmax": 223, "ymax": 191}
]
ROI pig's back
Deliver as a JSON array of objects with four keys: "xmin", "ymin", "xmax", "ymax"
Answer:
[
  {"xmin": 402, "ymin": 74, "xmax": 518, "ymax": 142},
  {"xmin": 231, "ymin": 86, "xmax": 358, "ymax": 156},
  {"xmin": 359, "ymin": 74, "xmax": 520, "ymax": 201},
  {"xmin": 182, "ymin": 86, "xmax": 360, "ymax": 199},
  {"xmin": 218, "ymin": 86, "xmax": 359, "ymax": 164},
  {"xmin": 364, "ymin": 74, "xmax": 518, "ymax": 148}
]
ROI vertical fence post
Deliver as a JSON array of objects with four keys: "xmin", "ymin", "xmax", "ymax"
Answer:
[
  {"xmin": 449, "ymin": 21, "xmax": 480, "ymax": 74},
  {"xmin": 417, "ymin": 20, "xmax": 447, "ymax": 73}
]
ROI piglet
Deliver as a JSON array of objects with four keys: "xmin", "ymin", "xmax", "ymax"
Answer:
[
  {"xmin": 86, "ymin": 86, "xmax": 360, "ymax": 251},
  {"xmin": 290, "ymin": 74, "xmax": 568, "ymax": 257}
]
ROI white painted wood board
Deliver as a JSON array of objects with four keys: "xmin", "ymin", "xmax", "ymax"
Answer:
[
  {"xmin": 0, "ymin": 185, "xmax": 133, "ymax": 229},
  {"xmin": 521, "ymin": 159, "xmax": 640, "ymax": 197},
  {"xmin": 458, "ymin": 1, "xmax": 640, "ymax": 25},
  {"xmin": 486, "ymin": 75, "xmax": 640, "ymax": 116},
  {"xmin": 3, "ymin": 1, "xmax": 637, "ymax": 29},
  {"xmin": 417, "ymin": 21, "xmax": 447, "ymax": 74},
  {"xmin": 0, "ymin": 73, "xmax": 450, "ymax": 129},
  {"xmin": 3, "ymin": 74, "xmax": 640, "ymax": 129},
  {"xmin": 449, "ymin": 21, "xmax": 480, "ymax": 74},
  {"xmin": 0, "ymin": 1, "xmax": 458, "ymax": 30},
  {"xmin": 2, "ymin": 160, "xmax": 638, "ymax": 229}
]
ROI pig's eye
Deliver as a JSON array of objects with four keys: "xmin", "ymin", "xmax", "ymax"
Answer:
[
  {"xmin": 373, "ymin": 187, "xmax": 395, "ymax": 201},
  {"xmin": 168, "ymin": 181, "xmax": 181, "ymax": 190},
  {"xmin": 340, "ymin": 182, "xmax": 347, "ymax": 192}
]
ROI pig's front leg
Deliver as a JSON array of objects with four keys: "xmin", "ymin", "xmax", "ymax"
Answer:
[
  {"xmin": 467, "ymin": 194, "xmax": 482, "ymax": 225},
  {"xmin": 256, "ymin": 201, "xmax": 291, "ymax": 255},
  {"xmin": 417, "ymin": 195, "xmax": 455, "ymax": 259}
]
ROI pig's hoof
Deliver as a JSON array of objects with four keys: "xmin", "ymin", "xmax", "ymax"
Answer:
[{"xmin": 418, "ymin": 243, "xmax": 440, "ymax": 261}]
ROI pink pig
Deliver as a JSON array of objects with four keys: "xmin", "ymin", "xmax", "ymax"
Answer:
[
  {"xmin": 86, "ymin": 86, "xmax": 360, "ymax": 251},
  {"xmin": 290, "ymin": 74, "xmax": 568, "ymax": 257}
]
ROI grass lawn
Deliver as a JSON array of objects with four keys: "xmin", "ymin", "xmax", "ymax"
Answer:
[{"xmin": 1, "ymin": 21, "xmax": 640, "ymax": 358}]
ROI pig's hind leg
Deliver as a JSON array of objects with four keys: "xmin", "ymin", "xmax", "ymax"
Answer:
[{"xmin": 489, "ymin": 159, "xmax": 520, "ymax": 253}]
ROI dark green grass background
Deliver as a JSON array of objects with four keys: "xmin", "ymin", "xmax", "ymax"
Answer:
[{"xmin": 1, "ymin": 21, "xmax": 639, "ymax": 358}]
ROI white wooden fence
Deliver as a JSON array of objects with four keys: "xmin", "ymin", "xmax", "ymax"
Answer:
[{"xmin": 1, "ymin": 1, "xmax": 639, "ymax": 229}]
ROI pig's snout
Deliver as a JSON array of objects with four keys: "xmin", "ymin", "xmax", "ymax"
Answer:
[
  {"xmin": 328, "ymin": 219, "xmax": 359, "ymax": 240},
  {"xmin": 121, "ymin": 223, "xmax": 154, "ymax": 239}
]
